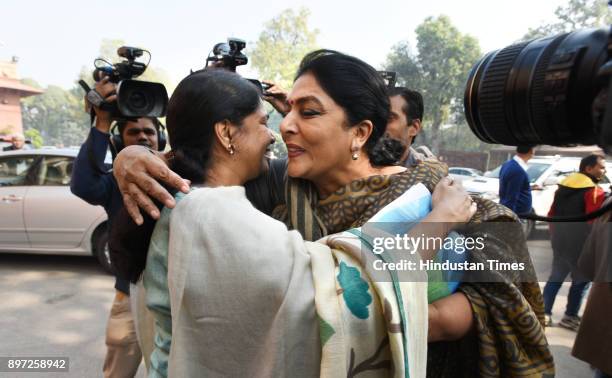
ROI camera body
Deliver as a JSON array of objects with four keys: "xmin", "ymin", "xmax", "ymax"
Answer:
[
  {"xmin": 206, "ymin": 38, "xmax": 248, "ymax": 72},
  {"xmin": 92, "ymin": 46, "xmax": 168, "ymax": 119},
  {"xmin": 205, "ymin": 38, "xmax": 275, "ymax": 96},
  {"xmin": 93, "ymin": 46, "xmax": 147, "ymax": 83},
  {"xmin": 378, "ymin": 71, "xmax": 397, "ymax": 88}
]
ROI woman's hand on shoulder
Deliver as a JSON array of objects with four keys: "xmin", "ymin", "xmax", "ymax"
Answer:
[
  {"xmin": 430, "ymin": 176, "xmax": 477, "ymax": 224},
  {"xmin": 113, "ymin": 145, "xmax": 190, "ymax": 225}
]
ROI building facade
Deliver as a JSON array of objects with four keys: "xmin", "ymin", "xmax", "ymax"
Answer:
[{"xmin": 0, "ymin": 58, "xmax": 43, "ymax": 136}]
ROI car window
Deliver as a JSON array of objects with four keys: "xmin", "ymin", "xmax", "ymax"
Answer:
[
  {"xmin": 526, "ymin": 163, "xmax": 551, "ymax": 183},
  {"xmin": 0, "ymin": 155, "xmax": 38, "ymax": 186},
  {"xmin": 38, "ymin": 156, "xmax": 74, "ymax": 186}
]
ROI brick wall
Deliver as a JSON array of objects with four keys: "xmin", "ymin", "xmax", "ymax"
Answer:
[{"xmin": 438, "ymin": 150, "xmax": 490, "ymax": 171}]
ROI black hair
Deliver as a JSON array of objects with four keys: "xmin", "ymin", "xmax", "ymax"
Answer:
[
  {"xmin": 516, "ymin": 145, "xmax": 536, "ymax": 154},
  {"xmin": 166, "ymin": 69, "xmax": 261, "ymax": 184},
  {"xmin": 295, "ymin": 49, "xmax": 401, "ymax": 165},
  {"xmin": 109, "ymin": 69, "xmax": 261, "ymax": 283},
  {"xmin": 389, "ymin": 87, "xmax": 424, "ymax": 121},
  {"xmin": 580, "ymin": 154, "xmax": 605, "ymax": 172},
  {"xmin": 389, "ymin": 87, "xmax": 424, "ymax": 145}
]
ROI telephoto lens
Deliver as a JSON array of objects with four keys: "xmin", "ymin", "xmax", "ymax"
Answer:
[{"xmin": 464, "ymin": 27, "xmax": 610, "ymax": 147}]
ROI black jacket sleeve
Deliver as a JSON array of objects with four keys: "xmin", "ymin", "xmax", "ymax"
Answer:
[{"xmin": 70, "ymin": 128, "xmax": 113, "ymax": 207}]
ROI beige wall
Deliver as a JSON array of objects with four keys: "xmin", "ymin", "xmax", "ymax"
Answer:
[{"xmin": 0, "ymin": 89, "xmax": 23, "ymax": 135}]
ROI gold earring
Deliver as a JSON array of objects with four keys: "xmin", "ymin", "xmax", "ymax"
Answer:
[
  {"xmin": 228, "ymin": 144, "xmax": 235, "ymax": 155},
  {"xmin": 352, "ymin": 152, "xmax": 359, "ymax": 160}
]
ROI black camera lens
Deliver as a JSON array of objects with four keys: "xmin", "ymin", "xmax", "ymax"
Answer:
[
  {"xmin": 464, "ymin": 28, "xmax": 609, "ymax": 147},
  {"xmin": 117, "ymin": 80, "xmax": 168, "ymax": 118},
  {"xmin": 127, "ymin": 91, "xmax": 149, "ymax": 111}
]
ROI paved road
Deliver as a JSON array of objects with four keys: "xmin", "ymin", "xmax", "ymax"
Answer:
[
  {"xmin": 529, "ymin": 226, "xmax": 592, "ymax": 378},
  {"xmin": 0, "ymin": 227, "xmax": 597, "ymax": 377},
  {"xmin": 0, "ymin": 254, "xmax": 144, "ymax": 378}
]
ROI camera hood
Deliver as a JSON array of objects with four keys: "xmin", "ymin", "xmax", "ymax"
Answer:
[{"xmin": 116, "ymin": 80, "xmax": 168, "ymax": 118}]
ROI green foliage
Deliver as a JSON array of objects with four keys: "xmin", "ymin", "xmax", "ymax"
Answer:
[
  {"xmin": 0, "ymin": 125, "xmax": 13, "ymax": 135},
  {"xmin": 386, "ymin": 15, "xmax": 481, "ymax": 153},
  {"xmin": 249, "ymin": 8, "xmax": 319, "ymax": 89},
  {"xmin": 523, "ymin": 0, "xmax": 612, "ymax": 40},
  {"xmin": 21, "ymin": 84, "xmax": 90, "ymax": 147},
  {"xmin": 270, "ymin": 130, "xmax": 287, "ymax": 159},
  {"xmin": 24, "ymin": 129, "xmax": 44, "ymax": 148}
]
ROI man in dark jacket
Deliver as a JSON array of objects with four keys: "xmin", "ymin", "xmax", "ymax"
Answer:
[
  {"xmin": 71, "ymin": 76, "xmax": 162, "ymax": 377},
  {"xmin": 543, "ymin": 154, "xmax": 607, "ymax": 331}
]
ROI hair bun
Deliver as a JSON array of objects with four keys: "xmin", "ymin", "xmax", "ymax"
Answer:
[{"xmin": 369, "ymin": 135, "xmax": 406, "ymax": 166}]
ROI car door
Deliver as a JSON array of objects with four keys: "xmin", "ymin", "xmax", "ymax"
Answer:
[
  {"xmin": 0, "ymin": 155, "xmax": 39, "ymax": 248},
  {"xmin": 24, "ymin": 155, "xmax": 106, "ymax": 249}
]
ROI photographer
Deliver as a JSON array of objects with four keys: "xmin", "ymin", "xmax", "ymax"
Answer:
[{"xmin": 71, "ymin": 76, "xmax": 162, "ymax": 378}]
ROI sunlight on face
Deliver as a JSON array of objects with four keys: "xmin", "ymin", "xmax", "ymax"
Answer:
[
  {"xmin": 233, "ymin": 104, "xmax": 275, "ymax": 180},
  {"xmin": 280, "ymin": 73, "xmax": 353, "ymax": 181}
]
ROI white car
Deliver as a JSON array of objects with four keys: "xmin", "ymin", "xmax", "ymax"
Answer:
[
  {"xmin": 448, "ymin": 167, "xmax": 484, "ymax": 183},
  {"xmin": 0, "ymin": 149, "xmax": 111, "ymax": 272},
  {"xmin": 465, "ymin": 156, "xmax": 612, "ymax": 217}
]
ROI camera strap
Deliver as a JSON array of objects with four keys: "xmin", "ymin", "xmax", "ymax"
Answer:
[{"xmin": 520, "ymin": 199, "xmax": 612, "ymax": 222}]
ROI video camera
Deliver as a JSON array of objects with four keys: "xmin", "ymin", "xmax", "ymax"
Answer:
[
  {"xmin": 206, "ymin": 38, "xmax": 248, "ymax": 72},
  {"xmin": 80, "ymin": 46, "xmax": 168, "ymax": 118},
  {"xmin": 204, "ymin": 37, "xmax": 272, "ymax": 95},
  {"xmin": 464, "ymin": 26, "xmax": 612, "ymax": 153},
  {"xmin": 379, "ymin": 71, "xmax": 397, "ymax": 88}
]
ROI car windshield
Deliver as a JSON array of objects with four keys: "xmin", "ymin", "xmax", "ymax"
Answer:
[{"xmin": 526, "ymin": 163, "xmax": 551, "ymax": 183}]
